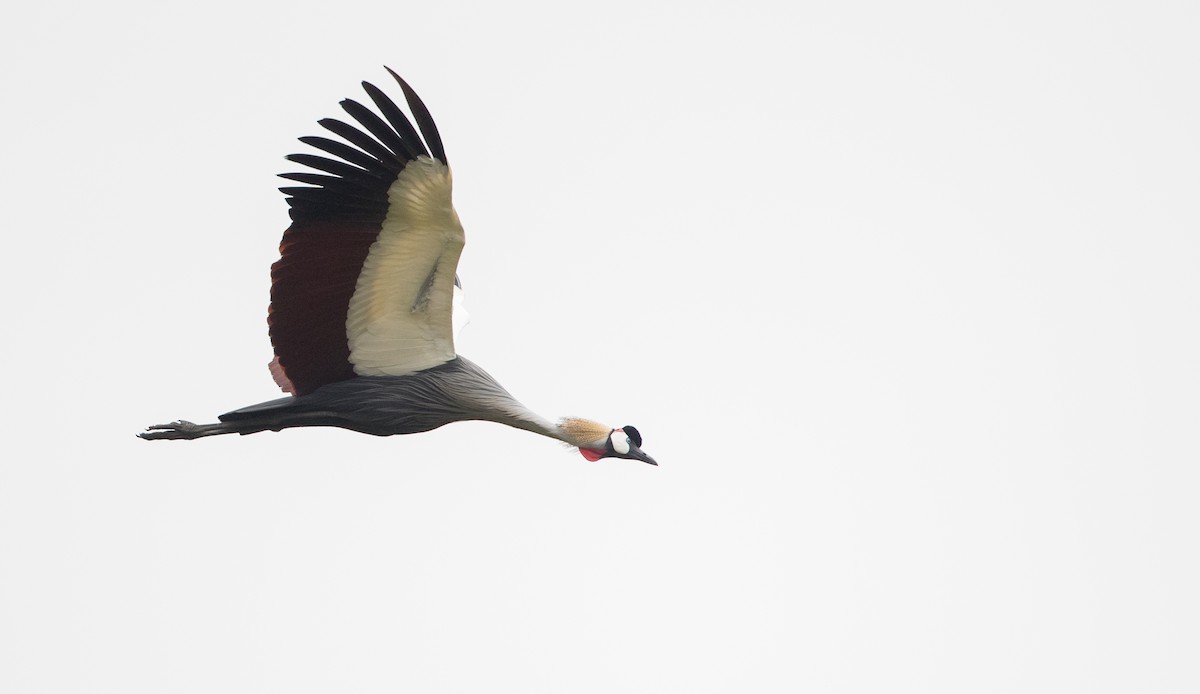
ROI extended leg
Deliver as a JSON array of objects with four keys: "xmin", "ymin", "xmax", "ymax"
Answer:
[{"xmin": 138, "ymin": 420, "xmax": 236, "ymax": 440}]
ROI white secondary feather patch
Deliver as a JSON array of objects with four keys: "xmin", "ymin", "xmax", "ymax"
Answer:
[
  {"xmin": 452, "ymin": 284, "xmax": 470, "ymax": 338},
  {"xmin": 347, "ymin": 157, "xmax": 464, "ymax": 376}
]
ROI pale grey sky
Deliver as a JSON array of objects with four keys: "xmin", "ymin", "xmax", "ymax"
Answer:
[{"xmin": 2, "ymin": 1, "xmax": 1198, "ymax": 692}]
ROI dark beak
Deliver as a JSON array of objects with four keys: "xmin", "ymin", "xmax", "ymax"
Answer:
[{"xmin": 630, "ymin": 447, "xmax": 658, "ymax": 466}]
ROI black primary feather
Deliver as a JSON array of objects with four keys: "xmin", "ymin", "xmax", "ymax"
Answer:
[
  {"xmin": 387, "ymin": 67, "xmax": 447, "ymax": 165},
  {"xmin": 278, "ymin": 187, "xmax": 387, "ymax": 212},
  {"xmin": 361, "ymin": 80, "xmax": 430, "ymax": 160},
  {"xmin": 284, "ymin": 154, "xmax": 382, "ymax": 185},
  {"xmin": 277, "ymin": 172, "xmax": 379, "ymax": 194},
  {"xmin": 318, "ymin": 118, "xmax": 406, "ymax": 173},
  {"xmin": 340, "ymin": 98, "xmax": 417, "ymax": 163},
  {"xmin": 297, "ymin": 136, "xmax": 394, "ymax": 176}
]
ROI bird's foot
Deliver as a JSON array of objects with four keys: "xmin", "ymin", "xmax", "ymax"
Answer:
[{"xmin": 138, "ymin": 420, "xmax": 212, "ymax": 440}]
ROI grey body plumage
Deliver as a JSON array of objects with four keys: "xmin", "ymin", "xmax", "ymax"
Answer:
[{"xmin": 144, "ymin": 357, "xmax": 552, "ymax": 440}]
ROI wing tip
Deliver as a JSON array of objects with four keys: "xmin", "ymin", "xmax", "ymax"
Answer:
[{"xmin": 382, "ymin": 67, "xmax": 448, "ymax": 165}]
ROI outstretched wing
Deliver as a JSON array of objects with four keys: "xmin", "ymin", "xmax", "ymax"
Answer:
[{"xmin": 268, "ymin": 69, "xmax": 464, "ymax": 396}]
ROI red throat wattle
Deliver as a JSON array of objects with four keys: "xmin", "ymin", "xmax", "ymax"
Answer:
[{"xmin": 579, "ymin": 447, "xmax": 605, "ymax": 462}]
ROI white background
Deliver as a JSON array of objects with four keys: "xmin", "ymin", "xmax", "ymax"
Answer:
[{"xmin": 2, "ymin": 1, "xmax": 1198, "ymax": 692}]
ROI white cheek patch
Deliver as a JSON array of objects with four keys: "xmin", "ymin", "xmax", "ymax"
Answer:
[{"xmin": 611, "ymin": 430, "xmax": 631, "ymax": 455}]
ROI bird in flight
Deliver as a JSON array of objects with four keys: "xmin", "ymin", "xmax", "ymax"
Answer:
[{"xmin": 140, "ymin": 69, "xmax": 657, "ymax": 466}]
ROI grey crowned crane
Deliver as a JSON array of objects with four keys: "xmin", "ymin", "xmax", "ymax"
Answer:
[{"xmin": 140, "ymin": 69, "xmax": 657, "ymax": 466}]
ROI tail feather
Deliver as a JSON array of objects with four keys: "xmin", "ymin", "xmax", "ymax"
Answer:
[{"xmin": 219, "ymin": 396, "xmax": 301, "ymax": 421}]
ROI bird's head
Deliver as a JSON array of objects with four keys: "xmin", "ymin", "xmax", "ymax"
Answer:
[{"xmin": 577, "ymin": 425, "xmax": 657, "ymax": 466}]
